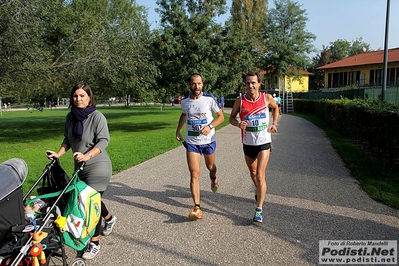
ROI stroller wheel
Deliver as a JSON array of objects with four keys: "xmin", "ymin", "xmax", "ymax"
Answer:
[{"xmin": 70, "ymin": 258, "xmax": 86, "ymax": 266}]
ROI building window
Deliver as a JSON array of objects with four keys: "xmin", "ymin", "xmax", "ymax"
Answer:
[
  {"xmin": 349, "ymin": 71, "xmax": 354, "ymax": 84},
  {"xmin": 369, "ymin": 70, "xmax": 374, "ymax": 85},
  {"xmin": 388, "ymin": 68, "xmax": 395, "ymax": 86},
  {"xmin": 396, "ymin": 68, "xmax": 399, "ymax": 86},
  {"xmin": 343, "ymin": 72, "xmax": 348, "ymax": 86},
  {"xmin": 376, "ymin": 69, "xmax": 383, "ymax": 85},
  {"xmin": 333, "ymin": 73, "xmax": 339, "ymax": 87},
  {"xmin": 369, "ymin": 68, "xmax": 398, "ymax": 86},
  {"xmin": 348, "ymin": 71, "xmax": 360, "ymax": 85}
]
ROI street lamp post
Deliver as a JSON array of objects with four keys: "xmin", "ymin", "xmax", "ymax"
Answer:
[{"xmin": 382, "ymin": 0, "xmax": 390, "ymax": 101}]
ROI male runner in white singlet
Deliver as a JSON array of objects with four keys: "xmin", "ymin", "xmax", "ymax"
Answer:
[{"xmin": 176, "ymin": 73, "xmax": 224, "ymax": 220}]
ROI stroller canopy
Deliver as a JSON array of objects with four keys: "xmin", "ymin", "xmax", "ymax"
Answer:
[{"xmin": 0, "ymin": 158, "xmax": 28, "ymax": 201}]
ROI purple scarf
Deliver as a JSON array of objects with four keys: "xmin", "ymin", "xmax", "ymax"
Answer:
[{"xmin": 70, "ymin": 106, "xmax": 97, "ymax": 141}]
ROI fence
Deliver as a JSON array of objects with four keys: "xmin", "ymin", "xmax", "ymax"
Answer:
[{"xmin": 293, "ymin": 86, "xmax": 399, "ymax": 106}]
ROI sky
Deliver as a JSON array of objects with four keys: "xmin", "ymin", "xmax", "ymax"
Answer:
[{"xmin": 135, "ymin": 0, "xmax": 399, "ymax": 56}]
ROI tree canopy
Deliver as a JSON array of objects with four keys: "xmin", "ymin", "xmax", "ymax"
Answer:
[
  {"xmin": 227, "ymin": 0, "xmax": 268, "ymax": 91},
  {"xmin": 263, "ymin": 0, "xmax": 315, "ymax": 76},
  {"xmin": 152, "ymin": 0, "xmax": 230, "ymax": 99},
  {"xmin": 0, "ymin": 0, "xmax": 155, "ymax": 105},
  {"xmin": 0, "ymin": 0, "xmax": 376, "ymax": 104}
]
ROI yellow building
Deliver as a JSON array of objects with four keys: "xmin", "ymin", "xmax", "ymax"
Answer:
[
  {"xmin": 317, "ymin": 47, "xmax": 399, "ymax": 88},
  {"xmin": 260, "ymin": 67, "xmax": 312, "ymax": 93}
]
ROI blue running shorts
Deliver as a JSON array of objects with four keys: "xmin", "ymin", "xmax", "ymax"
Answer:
[{"xmin": 183, "ymin": 141, "xmax": 216, "ymax": 155}]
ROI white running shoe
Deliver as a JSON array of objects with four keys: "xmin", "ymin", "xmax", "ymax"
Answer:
[
  {"xmin": 82, "ymin": 242, "xmax": 100, "ymax": 260},
  {"xmin": 102, "ymin": 215, "xmax": 117, "ymax": 236}
]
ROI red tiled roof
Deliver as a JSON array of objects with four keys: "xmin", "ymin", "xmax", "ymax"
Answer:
[{"xmin": 317, "ymin": 47, "xmax": 399, "ymax": 70}]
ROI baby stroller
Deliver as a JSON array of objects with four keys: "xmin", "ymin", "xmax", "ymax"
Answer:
[{"xmin": 0, "ymin": 158, "xmax": 86, "ymax": 266}]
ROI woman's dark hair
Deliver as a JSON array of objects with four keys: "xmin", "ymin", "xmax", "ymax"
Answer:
[{"xmin": 69, "ymin": 82, "xmax": 97, "ymax": 108}]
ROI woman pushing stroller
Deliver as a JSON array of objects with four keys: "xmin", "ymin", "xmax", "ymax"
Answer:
[{"xmin": 46, "ymin": 82, "xmax": 116, "ymax": 260}]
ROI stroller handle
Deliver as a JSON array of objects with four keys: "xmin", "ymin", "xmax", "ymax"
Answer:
[
  {"xmin": 23, "ymin": 160, "xmax": 85, "ymax": 201},
  {"xmin": 23, "ymin": 159, "xmax": 58, "ymax": 201}
]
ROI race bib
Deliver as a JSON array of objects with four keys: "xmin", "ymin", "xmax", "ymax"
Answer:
[
  {"xmin": 244, "ymin": 113, "xmax": 268, "ymax": 132},
  {"xmin": 187, "ymin": 118, "xmax": 207, "ymax": 136}
]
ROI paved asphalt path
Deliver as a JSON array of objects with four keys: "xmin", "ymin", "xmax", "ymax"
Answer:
[{"xmin": 83, "ymin": 111, "xmax": 398, "ymax": 266}]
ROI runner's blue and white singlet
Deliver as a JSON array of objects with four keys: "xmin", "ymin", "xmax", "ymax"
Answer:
[{"xmin": 181, "ymin": 93, "xmax": 220, "ymax": 145}]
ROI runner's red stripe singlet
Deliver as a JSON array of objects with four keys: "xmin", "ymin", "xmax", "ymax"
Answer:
[{"xmin": 239, "ymin": 93, "xmax": 271, "ymax": 145}]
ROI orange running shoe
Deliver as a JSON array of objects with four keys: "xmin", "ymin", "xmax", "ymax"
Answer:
[{"xmin": 188, "ymin": 206, "xmax": 203, "ymax": 220}]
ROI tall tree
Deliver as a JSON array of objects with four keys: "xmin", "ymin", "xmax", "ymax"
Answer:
[
  {"xmin": 91, "ymin": 0, "xmax": 159, "ymax": 103},
  {"xmin": 309, "ymin": 45, "xmax": 332, "ymax": 90},
  {"xmin": 0, "ymin": 0, "xmax": 60, "ymax": 105},
  {"xmin": 348, "ymin": 37, "xmax": 371, "ymax": 56},
  {"xmin": 263, "ymin": 0, "xmax": 315, "ymax": 89},
  {"xmin": 227, "ymin": 0, "xmax": 268, "ymax": 90},
  {"xmin": 329, "ymin": 38, "xmax": 371, "ymax": 61},
  {"xmin": 153, "ymin": 0, "xmax": 228, "ymax": 97},
  {"xmin": 231, "ymin": 0, "xmax": 267, "ymax": 48},
  {"xmin": 0, "ymin": 0, "xmax": 155, "ymax": 105},
  {"xmin": 48, "ymin": 0, "xmax": 153, "ymax": 100},
  {"xmin": 329, "ymin": 39, "xmax": 351, "ymax": 62}
]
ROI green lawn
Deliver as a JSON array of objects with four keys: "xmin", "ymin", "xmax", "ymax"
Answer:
[
  {"xmin": 1, "ymin": 106, "xmax": 397, "ymax": 209},
  {"xmin": 0, "ymin": 105, "xmax": 230, "ymax": 192}
]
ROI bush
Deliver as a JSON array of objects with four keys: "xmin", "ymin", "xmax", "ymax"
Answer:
[{"xmin": 224, "ymin": 93, "xmax": 239, "ymax": 108}]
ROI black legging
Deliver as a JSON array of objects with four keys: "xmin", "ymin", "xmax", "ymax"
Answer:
[{"xmin": 93, "ymin": 191, "xmax": 110, "ymax": 237}]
